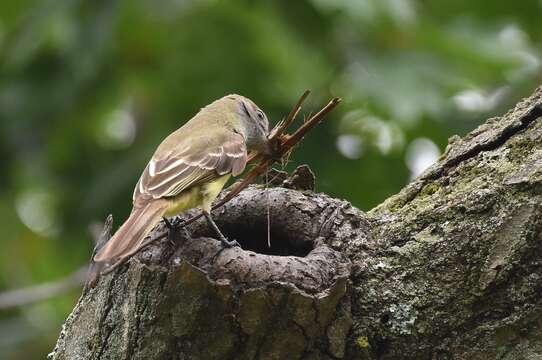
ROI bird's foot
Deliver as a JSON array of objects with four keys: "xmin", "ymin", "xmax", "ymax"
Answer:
[
  {"xmin": 210, "ymin": 235, "xmax": 241, "ymax": 263},
  {"xmin": 219, "ymin": 235, "xmax": 240, "ymax": 248},
  {"xmin": 202, "ymin": 210, "xmax": 240, "ymax": 249},
  {"xmin": 163, "ymin": 217, "xmax": 186, "ymax": 246}
]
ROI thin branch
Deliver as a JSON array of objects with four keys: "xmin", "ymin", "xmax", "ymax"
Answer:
[
  {"xmin": 283, "ymin": 97, "xmax": 341, "ymax": 147},
  {"xmin": 270, "ymin": 89, "xmax": 311, "ymax": 140},
  {"xmin": 0, "ymin": 267, "xmax": 87, "ymax": 310},
  {"xmin": 0, "ymin": 215, "xmax": 115, "ymax": 308}
]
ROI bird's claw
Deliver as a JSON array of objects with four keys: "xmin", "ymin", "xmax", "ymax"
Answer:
[
  {"xmin": 210, "ymin": 236, "xmax": 241, "ymax": 263},
  {"xmin": 220, "ymin": 237, "xmax": 240, "ymax": 248}
]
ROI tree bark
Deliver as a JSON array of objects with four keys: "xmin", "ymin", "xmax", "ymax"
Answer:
[{"xmin": 50, "ymin": 87, "xmax": 542, "ymax": 360}]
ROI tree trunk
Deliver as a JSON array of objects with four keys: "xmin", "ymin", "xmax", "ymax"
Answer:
[{"xmin": 50, "ymin": 87, "xmax": 542, "ymax": 360}]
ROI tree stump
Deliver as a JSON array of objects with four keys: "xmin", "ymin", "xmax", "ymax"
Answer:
[{"xmin": 50, "ymin": 87, "xmax": 542, "ymax": 359}]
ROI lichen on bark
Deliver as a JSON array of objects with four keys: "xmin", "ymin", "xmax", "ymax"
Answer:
[{"xmin": 51, "ymin": 88, "xmax": 542, "ymax": 359}]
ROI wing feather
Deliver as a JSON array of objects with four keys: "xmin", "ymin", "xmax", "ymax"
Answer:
[{"xmin": 133, "ymin": 131, "xmax": 247, "ymax": 204}]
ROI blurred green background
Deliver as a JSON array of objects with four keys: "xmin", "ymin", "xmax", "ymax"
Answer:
[{"xmin": 1, "ymin": 0, "xmax": 541, "ymax": 358}]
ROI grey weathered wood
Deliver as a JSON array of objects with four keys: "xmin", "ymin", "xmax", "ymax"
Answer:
[{"xmin": 50, "ymin": 87, "xmax": 542, "ymax": 359}]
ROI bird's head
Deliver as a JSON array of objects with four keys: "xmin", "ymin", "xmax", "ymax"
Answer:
[{"xmin": 216, "ymin": 94, "xmax": 271, "ymax": 155}]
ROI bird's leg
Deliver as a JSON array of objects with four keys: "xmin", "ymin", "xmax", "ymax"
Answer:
[
  {"xmin": 163, "ymin": 217, "xmax": 191, "ymax": 247},
  {"xmin": 162, "ymin": 217, "xmax": 178, "ymax": 246},
  {"xmin": 202, "ymin": 211, "xmax": 240, "ymax": 248}
]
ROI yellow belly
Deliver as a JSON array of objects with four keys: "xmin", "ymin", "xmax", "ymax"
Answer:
[{"xmin": 163, "ymin": 174, "xmax": 231, "ymax": 217}]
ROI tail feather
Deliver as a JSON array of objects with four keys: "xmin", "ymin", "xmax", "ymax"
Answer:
[{"xmin": 93, "ymin": 200, "xmax": 169, "ymax": 266}]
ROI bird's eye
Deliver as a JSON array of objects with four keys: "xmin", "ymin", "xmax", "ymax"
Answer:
[{"xmin": 256, "ymin": 110, "xmax": 264, "ymax": 120}]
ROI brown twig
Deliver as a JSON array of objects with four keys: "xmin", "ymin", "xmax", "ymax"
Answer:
[
  {"xmin": 246, "ymin": 90, "xmax": 311, "ymax": 164},
  {"xmin": 100, "ymin": 92, "xmax": 341, "ymax": 276},
  {"xmin": 270, "ymin": 90, "xmax": 311, "ymax": 140},
  {"xmin": 283, "ymin": 97, "xmax": 341, "ymax": 147}
]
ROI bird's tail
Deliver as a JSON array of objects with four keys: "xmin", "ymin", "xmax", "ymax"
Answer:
[{"xmin": 93, "ymin": 200, "xmax": 169, "ymax": 267}]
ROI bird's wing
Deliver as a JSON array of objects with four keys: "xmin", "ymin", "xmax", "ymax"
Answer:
[{"xmin": 133, "ymin": 131, "xmax": 247, "ymax": 203}]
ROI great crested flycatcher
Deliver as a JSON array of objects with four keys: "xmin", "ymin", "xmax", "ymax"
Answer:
[{"xmin": 93, "ymin": 94, "xmax": 270, "ymax": 269}]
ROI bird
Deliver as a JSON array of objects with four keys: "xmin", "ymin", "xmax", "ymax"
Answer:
[{"xmin": 93, "ymin": 94, "xmax": 270, "ymax": 270}]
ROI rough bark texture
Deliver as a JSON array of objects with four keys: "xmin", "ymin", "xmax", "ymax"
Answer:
[{"xmin": 50, "ymin": 88, "xmax": 542, "ymax": 359}]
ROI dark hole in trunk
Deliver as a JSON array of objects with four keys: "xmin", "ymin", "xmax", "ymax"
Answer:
[{"xmin": 215, "ymin": 220, "xmax": 313, "ymax": 257}]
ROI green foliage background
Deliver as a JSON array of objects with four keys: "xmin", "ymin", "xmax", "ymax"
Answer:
[{"xmin": 1, "ymin": 0, "xmax": 541, "ymax": 357}]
